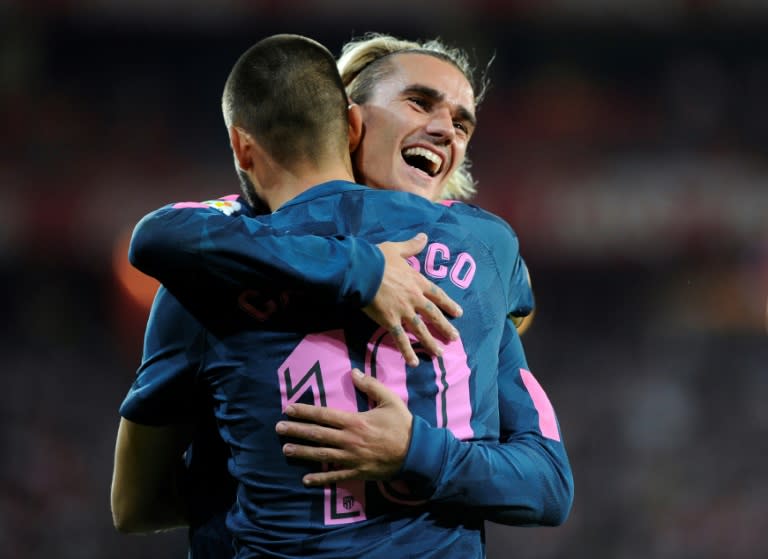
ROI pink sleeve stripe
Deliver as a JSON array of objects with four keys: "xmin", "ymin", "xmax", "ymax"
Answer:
[
  {"xmin": 439, "ymin": 200, "xmax": 461, "ymax": 206},
  {"xmin": 171, "ymin": 202, "xmax": 210, "ymax": 209},
  {"xmin": 520, "ymin": 369, "xmax": 561, "ymax": 441},
  {"xmin": 172, "ymin": 195, "xmax": 239, "ymax": 208}
]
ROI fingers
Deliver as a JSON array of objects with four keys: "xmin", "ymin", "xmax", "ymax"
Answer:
[
  {"xmin": 276, "ymin": 419, "xmax": 346, "ymax": 447},
  {"xmin": 349, "ymin": 368, "xmax": 397, "ymax": 404},
  {"xmin": 404, "ymin": 279, "xmax": 460, "ymax": 354},
  {"xmin": 281, "ymin": 402, "xmax": 351, "ymax": 429},
  {"xmin": 379, "ymin": 300, "xmax": 458, "ymax": 365},
  {"xmin": 281, "ymin": 441, "xmax": 348, "ymax": 465},
  {"xmin": 416, "ymin": 292, "xmax": 460, "ymax": 344},
  {"xmin": 372, "ymin": 233, "xmax": 464, "ymax": 362},
  {"xmin": 276, "ymin": 412, "xmax": 361, "ymax": 483},
  {"xmin": 397, "ymin": 232, "xmax": 428, "ymax": 257},
  {"xmin": 389, "ymin": 234, "xmax": 463, "ymax": 319},
  {"xmin": 302, "ymin": 469, "xmax": 357, "ymax": 487},
  {"xmin": 282, "ymin": 443, "xmax": 363, "ymax": 485},
  {"xmin": 276, "ymin": 371, "xmax": 410, "ymax": 486},
  {"xmin": 389, "ymin": 324, "xmax": 419, "ymax": 367},
  {"xmin": 405, "ymin": 312, "xmax": 443, "ymax": 358},
  {"xmin": 422, "ymin": 279, "xmax": 463, "ymax": 319}
]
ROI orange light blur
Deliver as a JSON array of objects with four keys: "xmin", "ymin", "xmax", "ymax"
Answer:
[{"xmin": 112, "ymin": 227, "xmax": 159, "ymax": 314}]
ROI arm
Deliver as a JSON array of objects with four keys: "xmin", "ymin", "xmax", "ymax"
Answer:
[
  {"xmin": 510, "ymin": 259, "xmax": 536, "ymax": 335},
  {"xmin": 401, "ymin": 319, "xmax": 573, "ymax": 526},
  {"xmin": 111, "ymin": 418, "xmax": 193, "ymax": 533},
  {"xmin": 112, "ymin": 287, "xmax": 203, "ymax": 532},
  {"xmin": 277, "ymin": 319, "xmax": 573, "ymax": 527},
  {"xmin": 130, "ymin": 202, "xmax": 462, "ymax": 364},
  {"xmin": 129, "ymin": 202, "xmax": 384, "ymax": 308},
  {"xmin": 396, "ymin": 221, "xmax": 570, "ymax": 524}
]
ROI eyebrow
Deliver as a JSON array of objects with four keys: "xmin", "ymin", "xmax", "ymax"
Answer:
[{"xmin": 402, "ymin": 84, "xmax": 477, "ymax": 129}]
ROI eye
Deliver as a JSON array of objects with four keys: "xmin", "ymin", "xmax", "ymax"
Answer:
[
  {"xmin": 454, "ymin": 120, "xmax": 475, "ymax": 139},
  {"xmin": 408, "ymin": 96, "xmax": 430, "ymax": 110},
  {"xmin": 454, "ymin": 121, "xmax": 468, "ymax": 134}
]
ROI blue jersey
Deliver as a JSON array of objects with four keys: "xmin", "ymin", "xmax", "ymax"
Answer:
[{"xmin": 121, "ymin": 181, "xmax": 572, "ymax": 558}]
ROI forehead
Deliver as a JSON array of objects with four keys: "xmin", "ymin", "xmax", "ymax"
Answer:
[{"xmin": 375, "ymin": 52, "xmax": 476, "ymax": 112}]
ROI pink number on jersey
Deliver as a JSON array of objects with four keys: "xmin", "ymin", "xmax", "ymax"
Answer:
[
  {"xmin": 277, "ymin": 330, "xmax": 366, "ymax": 525},
  {"xmin": 366, "ymin": 327, "xmax": 474, "ymax": 505},
  {"xmin": 432, "ymin": 335, "xmax": 474, "ymax": 440},
  {"xmin": 277, "ymin": 327, "xmax": 476, "ymax": 520},
  {"xmin": 366, "ymin": 327, "xmax": 473, "ymax": 440},
  {"xmin": 364, "ymin": 329, "xmax": 410, "ymax": 405}
]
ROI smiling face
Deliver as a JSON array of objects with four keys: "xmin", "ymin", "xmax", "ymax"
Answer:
[{"xmin": 351, "ymin": 53, "xmax": 477, "ymax": 201}]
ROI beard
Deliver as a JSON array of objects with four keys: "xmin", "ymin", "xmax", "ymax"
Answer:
[{"xmin": 236, "ymin": 168, "xmax": 269, "ymax": 214}]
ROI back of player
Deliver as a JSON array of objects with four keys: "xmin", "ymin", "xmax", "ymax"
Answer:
[{"xmin": 191, "ymin": 182, "xmax": 521, "ymax": 557}]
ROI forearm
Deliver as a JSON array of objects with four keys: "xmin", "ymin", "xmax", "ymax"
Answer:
[
  {"xmin": 129, "ymin": 205, "xmax": 384, "ymax": 306},
  {"xmin": 400, "ymin": 320, "xmax": 573, "ymax": 526},
  {"xmin": 111, "ymin": 418, "xmax": 193, "ymax": 533},
  {"xmin": 401, "ymin": 416, "xmax": 573, "ymax": 526},
  {"xmin": 111, "ymin": 463, "xmax": 189, "ymax": 533}
]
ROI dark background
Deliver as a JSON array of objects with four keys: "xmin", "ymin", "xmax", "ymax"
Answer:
[{"xmin": 1, "ymin": 1, "xmax": 767, "ymax": 558}]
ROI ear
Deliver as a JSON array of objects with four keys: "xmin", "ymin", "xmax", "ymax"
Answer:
[
  {"xmin": 347, "ymin": 103, "xmax": 363, "ymax": 153},
  {"xmin": 228, "ymin": 126, "xmax": 253, "ymax": 171}
]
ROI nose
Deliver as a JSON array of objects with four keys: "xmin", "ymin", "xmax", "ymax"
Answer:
[{"xmin": 425, "ymin": 106, "xmax": 455, "ymax": 144}]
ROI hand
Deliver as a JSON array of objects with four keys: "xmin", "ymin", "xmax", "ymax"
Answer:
[
  {"xmin": 365, "ymin": 233, "xmax": 462, "ymax": 366},
  {"xmin": 275, "ymin": 369, "xmax": 413, "ymax": 486}
]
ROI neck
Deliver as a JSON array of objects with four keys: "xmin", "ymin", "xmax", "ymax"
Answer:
[{"xmin": 256, "ymin": 159, "xmax": 355, "ymax": 211}]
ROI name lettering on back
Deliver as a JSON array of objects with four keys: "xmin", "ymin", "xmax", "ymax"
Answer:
[{"xmin": 407, "ymin": 242, "xmax": 476, "ymax": 289}]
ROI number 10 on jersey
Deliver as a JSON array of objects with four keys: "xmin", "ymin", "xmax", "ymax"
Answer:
[{"xmin": 278, "ymin": 327, "xmax": 473, "ymax": 525}]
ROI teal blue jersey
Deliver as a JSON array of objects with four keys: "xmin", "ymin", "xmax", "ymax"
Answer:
[{"xmin": 121, "ymin": 181, "xmax": 571, "ymax": 558}]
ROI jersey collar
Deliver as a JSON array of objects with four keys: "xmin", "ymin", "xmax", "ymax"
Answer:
[{"xmin": 275, "ymin": 180, "xmax": 365, "ymax": 211}]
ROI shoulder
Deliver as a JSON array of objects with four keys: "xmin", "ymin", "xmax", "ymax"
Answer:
[
  {"xmin": 163, "ymin": 194, "xmax": 261, "ymax": 217},
  {"xmin": 145, "ymin": 287, "xmax": 204, "ymax": 346},
  {"xmin": 440, "ymin": 200, "xmax": 519, "ymax": 243},
  {"xmin": 346, "ymin": 188, "xmax": 445, "ymax": 225},
  {"xmin": 148, "ymin": 286, "xmax": 190, "ymax": 318}
]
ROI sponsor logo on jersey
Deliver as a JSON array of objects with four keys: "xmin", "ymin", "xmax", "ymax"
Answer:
[{"xmin": 172, "ymin": 196, "xmax": 242, "ymax": 215}]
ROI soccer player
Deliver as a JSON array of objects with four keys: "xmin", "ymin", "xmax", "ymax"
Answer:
[
  {"xmin": 112, "ymin": 34, "xmax": 571, "ymax": 558},
  {"xmin": 337, "ymin": 32, "xmax": 536, "ymax": 331}
]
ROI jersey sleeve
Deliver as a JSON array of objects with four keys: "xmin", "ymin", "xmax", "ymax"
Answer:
[
  {"xmin": 448, "ymin": 203, "xmax": 534, "ymax": 319},
  {"xmin": 119, "ymin": 286, "xmax": 204, "ymax": 425},
  {"xmin": 398, "ymin": 319, "xmax": 574, "ymax": 526},
  {"xmin": 497, "ymin": 224, "xmax": 534, "ymax": 319},
  {"xmin": 128, "ymin": 202, "xmax": 384, "ymax": 307},
  {"xmin": 509, "ymin": 256, "xmax": 534, "ymax": 319}
]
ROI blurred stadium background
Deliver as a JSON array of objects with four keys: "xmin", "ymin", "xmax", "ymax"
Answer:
[{"xmin": 1, "ymin": 1, "xmax": 767, "ymax": 557}]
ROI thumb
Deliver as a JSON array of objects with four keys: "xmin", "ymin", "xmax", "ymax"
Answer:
[
  {"xmin": 398, "ymin": 232, "xmax": 428, "ymax": 258},
  {"xmin": 351, "ymin": 368, "xmax": 398, "ymax": 405}
]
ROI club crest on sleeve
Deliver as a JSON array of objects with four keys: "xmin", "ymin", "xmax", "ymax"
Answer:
[
  {"xmin": 193, "ymin": 198, "xmax": 242, "ymax": 216},
  {"xmin": 206, "ymin": 198, "xmax": 241, "ymax": 215}
]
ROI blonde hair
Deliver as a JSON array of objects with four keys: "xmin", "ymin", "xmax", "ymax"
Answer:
[{"xmin": 338, "ymin": 33, "xmax": 488, "ymax": 201}]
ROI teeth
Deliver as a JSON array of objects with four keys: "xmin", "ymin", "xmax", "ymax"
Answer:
[{"xmin": 403, "ymin": 147, "xmax": 443, "ymax": 176}]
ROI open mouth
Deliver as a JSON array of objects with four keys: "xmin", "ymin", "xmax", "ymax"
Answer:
[{"xmin": 402, "ymin": 147, "xmax": 443, "ymax": 178}]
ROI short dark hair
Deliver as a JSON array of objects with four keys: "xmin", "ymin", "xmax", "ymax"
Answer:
[{"xmin": 222, "ymin": 34, "xmax": 350, "ymax": 168}]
